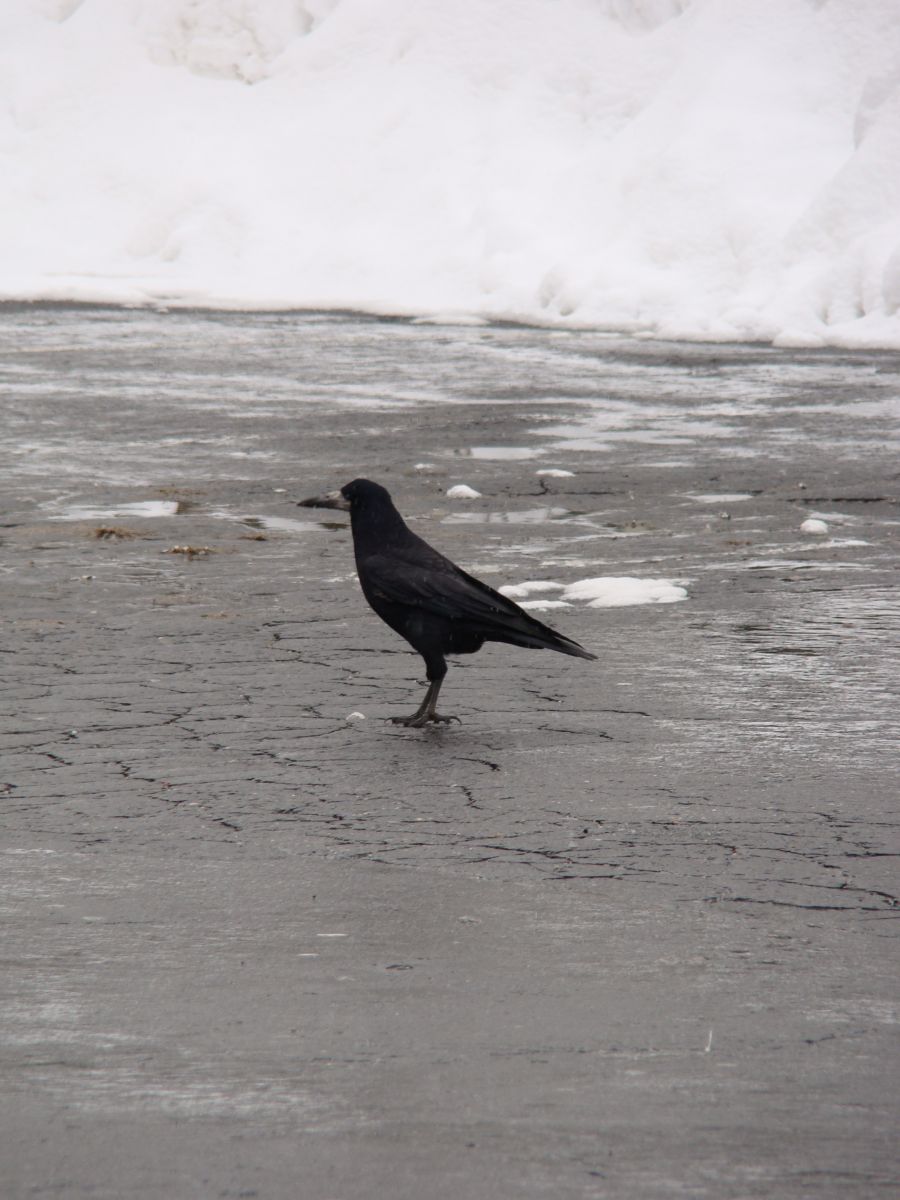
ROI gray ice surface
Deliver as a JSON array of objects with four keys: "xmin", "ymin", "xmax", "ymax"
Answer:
[{"xmin": 1, "ymin": 307, "xmax": 899, "ymax": 1198}]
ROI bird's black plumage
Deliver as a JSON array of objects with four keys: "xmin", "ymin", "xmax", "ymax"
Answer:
[{"xmin": 300, "ymin": 478, "xmax": 595, "ymax": 726}]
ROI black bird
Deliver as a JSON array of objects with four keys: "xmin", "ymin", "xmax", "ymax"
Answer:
[{"xmin": 300, "ymin": 479, "xmax": 596, "ymax": 726}]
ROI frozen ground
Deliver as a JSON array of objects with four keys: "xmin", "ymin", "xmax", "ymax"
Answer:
[
  {"xmin": 1, "ymin": 306, "xmax": 899, "ymax": 1198},
  {"xmin": 2, "ymin": 0, "xmax": 900, "ymax": 347}
]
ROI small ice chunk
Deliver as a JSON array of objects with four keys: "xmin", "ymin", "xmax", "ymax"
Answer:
[
  {"xmin": 499, "ymin": 580, "xmax": 565, "ymax": 598},
  {"xmin": 564, "ymin": 576, "xmax": 688, "ymax": 607},
  {"xmin": 536, "ymin": 469, "xmax": 575, "ymax": 478},
  {"xmin": 801, "ymin": 518, "xmax": 829, "ymax": 535},
  {"xmin": 447, "ymin": 484, "xmax": 481, "ymax": 499},
  {"xmin": 414, "ymin": 462, "xmax": 436, "ymax": 470},
  {"xmin": 346, "ymin": 711, "xmax": 367, "ymax": 721}
]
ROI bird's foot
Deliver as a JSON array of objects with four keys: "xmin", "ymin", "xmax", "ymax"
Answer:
[{"xmin": 390, "ymin": 712, "xmax": 461, "ymax": 728}]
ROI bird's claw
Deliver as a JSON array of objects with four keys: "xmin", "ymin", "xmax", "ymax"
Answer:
[{"xmin": 390, "ymin": 712, "xmax": 461, "ymax": 728}]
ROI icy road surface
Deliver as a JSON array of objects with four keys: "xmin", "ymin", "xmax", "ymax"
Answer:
[{"xmin": 2, "ymin": 306, "xmax": 899, "ymax": 1200}]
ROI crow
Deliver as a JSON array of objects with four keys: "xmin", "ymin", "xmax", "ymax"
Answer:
[{"xmin": 299, "ymin": 478, "xmax": 595, "ymax": 726}]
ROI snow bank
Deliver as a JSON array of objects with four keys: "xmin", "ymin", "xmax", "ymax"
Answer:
[{"xmin": 2, "ymin": 0, "xmax": 899, "ymax": 347}]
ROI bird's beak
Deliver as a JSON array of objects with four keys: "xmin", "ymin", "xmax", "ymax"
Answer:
[{"xmin": 298, "ymin": 489, "xmax": 351, "ymax": 512}]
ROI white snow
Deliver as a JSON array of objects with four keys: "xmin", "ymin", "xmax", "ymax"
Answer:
[
  {"xmin": 519, "ymin": 599, "xmax": 574, "ymax": 611},
  {"xmin": 499, "ymin": 580, "xmax": 566, "ymax": 598},
  {"xmin": 503, "ymin": 574, "xmax": 689, "ymax": 606},
  {"xmin": 801, "ymin": 518, "xmax": 830, "ymax": 534},
  {"xmin": 447, "ymin": 484, "xmax": 482, "ymax": 499},
  {"xmin": 537, "ymin": 469, "xmax": 575, "ymax": 478},
  {"xmin": 2, "ymin": 1, "xmax": 899, "ymax": 347},
  {"xmin": 563, "ymin": 576, "xmax": 689, "ymax": 606}
]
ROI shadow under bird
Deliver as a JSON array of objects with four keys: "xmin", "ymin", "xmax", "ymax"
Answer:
[{"xmin": 299, "ymin": 478, "xmax": 595, "ymax": 727}]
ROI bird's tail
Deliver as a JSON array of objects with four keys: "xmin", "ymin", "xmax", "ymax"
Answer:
[{"xmin": 487, "ymin": 609, "xmax": 597, "ymax": 660}]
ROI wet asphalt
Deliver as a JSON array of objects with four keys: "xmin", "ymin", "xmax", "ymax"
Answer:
[{"xmin": 1, "ymin": 306, "xmax": 899, "ymax": 1198}]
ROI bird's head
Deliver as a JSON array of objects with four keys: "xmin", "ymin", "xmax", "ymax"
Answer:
[{"xmin": 298, "ymin": 478, "xmax": 392, "ymax": 514}]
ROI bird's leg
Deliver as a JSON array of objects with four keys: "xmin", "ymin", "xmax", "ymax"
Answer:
[
  {"xmin": 390, "ymin": 660, "xmax": 459, "ymax": 727},
  {"xmin": 389, "ymin": 678, "xmax": 442, "ymax": 727}
]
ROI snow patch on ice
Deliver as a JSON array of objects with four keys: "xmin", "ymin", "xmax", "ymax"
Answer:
[
  {"xmin": 536, "ymin": 469, "xmax": 575, "ymax": 478},
  {"xmin": 499, "ymin": 580, "xmax": 565, "ymax": 598},
  {"xmin": 563, "ymin": 576, "xmax": 689, "ymax": 606},
  {"xmin": 502, "ymin": 574, "xmax": 688, "ymax": 607},
  {"xmin": 519, "ymin": 599, "xmax": 573, "ymax": 611},
  {"xmin": 447, "ymin": 484, "xmax": 482, "ymax": 499}
]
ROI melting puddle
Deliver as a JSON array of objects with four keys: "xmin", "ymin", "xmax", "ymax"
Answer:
[
  {"xmin": 48, "ymin": 500, "xmax": 181, "ymax": 521},
  {"xmin": 208, "ymin": 510, "xmax": 331, "ymax": 534},
  {"xmin": 252, "ymin": 515, "xmax": 334, "ymax": 534},
  {"xmin": 46, "ymin": 501, "xmax": 330, "ymax": 536},
  {"xmin": 460, "ymin": 446, "xmax": 545, "ymax": 461},
  {"xmin": 443, "ymin": 506, "xmax": 575, "ymax": 525}
]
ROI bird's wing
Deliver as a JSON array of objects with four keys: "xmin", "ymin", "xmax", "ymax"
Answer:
[
  {"xmin": 361, "ymin": 553, "xmax": 518, "ymax": 624},
  {"xmin": 360, "ymin": 550, "xmax": 596, "ymax": 660}
]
